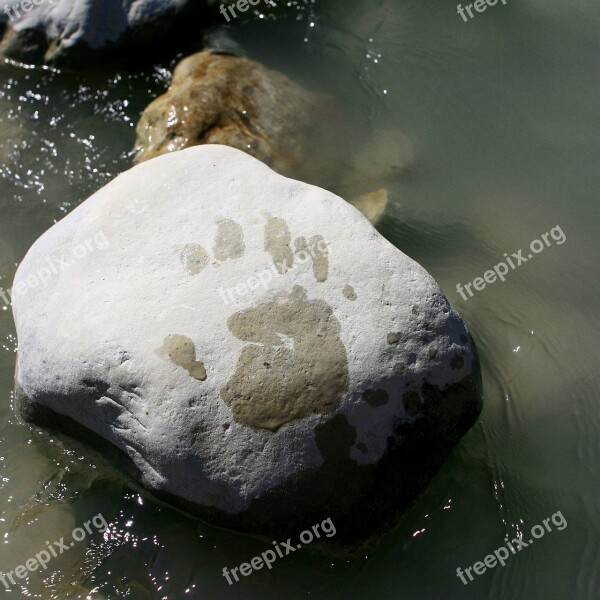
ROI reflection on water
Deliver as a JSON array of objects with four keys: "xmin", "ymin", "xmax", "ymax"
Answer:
[{"xmin": 1, "ymin": 0, "xmax": 599, "ymax": 598}]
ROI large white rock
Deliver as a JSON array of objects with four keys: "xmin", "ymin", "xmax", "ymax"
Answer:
[{"xmin": 12, "ymin": 145, "xmax": 481, "ymax": 542}]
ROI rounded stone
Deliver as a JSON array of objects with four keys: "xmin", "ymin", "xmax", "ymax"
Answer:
[{"xmin": 12, "ymin": 145, "xmax": 482, "ymax": 542}]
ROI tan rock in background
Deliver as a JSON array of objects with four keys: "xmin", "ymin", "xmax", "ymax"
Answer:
[{"xmin": 134, "ymin": 50, "xmax": 345, "ymax": 186}]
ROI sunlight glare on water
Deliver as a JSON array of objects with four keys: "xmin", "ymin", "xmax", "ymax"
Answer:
[{"xmin": 0, "ymin": 0, "xmax": 599, "ymax": 598}]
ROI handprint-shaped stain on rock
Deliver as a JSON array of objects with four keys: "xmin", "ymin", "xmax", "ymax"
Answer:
[
  {"xmin": 264, "ymin": 217, "xmax": 294, "ymax": 275},
  {"xmin": 221, "ymin": 285, "xmax": 349, "ymax": 431},
  {"xmin": 264, "ymin": 217, "xmax": 329, "ymax": 281},
  {"xmin": 213, "ymin": 218, "xmax": 245, "ymax": 262},
  {"xmin": 295, "ymin": 235, "xmax": 328, "ymax": 282},
  {"xmin": 158, "ymin": 334, "xmax": 207, "ymax": 381},
  {"xmin": 180, "ymin": 244, "xmax": 210, "ymax": 275},
  {"xmin": 180, "ymin": 218, "xmax": 245, "ymax": 276}
]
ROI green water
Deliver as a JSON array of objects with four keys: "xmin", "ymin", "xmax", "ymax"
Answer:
[{"xmin": 1, "ymin": 0, "xmax": 599, "ymax": 598}]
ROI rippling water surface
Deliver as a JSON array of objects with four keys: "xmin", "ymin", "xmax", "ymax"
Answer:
[{"xmin": 0, "ymin": 0, "xmax": 599, "ymax": 598}]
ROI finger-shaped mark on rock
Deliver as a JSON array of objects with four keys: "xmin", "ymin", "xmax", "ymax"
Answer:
[
  {"xmin": 387, "ymin": 332, "xmax": 402, "ymax": 345},
  {"xmin": 214, "ymin": 218, "xmax": 245, "ymax": 261},
  {"xmin": 314, "ymin": 413, "xmax": 356, "ymax": 462},
  {"xmin": 343, "ymin": 285, "xmax": 356, "ymax": 300},
  {"xmin": 181, "ymin": 244, "xmax": 209, "ymax": 275},
  {"xmin": 393, "ymin": 362, "xmax": 405, "ymax": 374},
  {"xmin": 159, "ymin": 334, "xmax": 207, "ymax": 381},
  {"xmin": 362, "ymin": 389, "xmax": 389, "ymax": 407},
  {"xmin": 294, "ymin": 235, "xmax": 329, "ymax": 282},
  {"xmin": 221, "ymin": 285, "xmax": 348, "ymax": 431},
  {"xmin": 265, "ymin": 217, "xmax": 293, "ymax": 274}
]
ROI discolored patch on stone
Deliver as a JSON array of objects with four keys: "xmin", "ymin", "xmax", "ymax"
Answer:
[
  {"xmin": 428, "ymin": 346, "xmax": 438, "ymax": 359},
  {"xmin": 356, "ymin": 442, "xmax": 368, "ymax": 454},
  {"xmin": 450, "ymin": 354, "xmax": 464, "ymax": 370},
  {"xmin": 363, "ymin": 389, "xmax": 389, "ymax": 407},
  {"xmin": 342, "ymin": 284, "xmax": 357, "ymax": 301},
  {"xmin": 294, "ymin": 235, "xmax": 329, "ymax": 282},
  {"xmin": 393, "ymin": 362, "xmax": 406, "ymax": 375},
  {"xmin": 213, "ymin": 218, "xmax": 245, "ymax": 261},
  {"xmin": 314, "ymin": 413, "xmax": 356, "ymax": 463},
  {"xmin": 180, "ymin": 244, "xmax": 209, "ymax": 275},
  {"xmin": 402, "ymin": 391, "xmax": 421, "ymax": 417},
  {"xmin": 190, "ymin": 422, "xmax": 209, "ymax": 450},
  {"xmin": 412, "ymin": 305, "xmax": 419, "ymax": 315},
  {"xmin": 158, "ymin": 334, "xmax": 207, "ymax": 381},
  {"xmin": 221, "ymin": 286, "xmax": 349, "ymax": 431},
  {"xmin": 387, "ymin": 332, "xmax": 402, "ymax": 345},
  {"xmin": 265, "ymin": 217, "xmax": 293, "ymax": 274}
]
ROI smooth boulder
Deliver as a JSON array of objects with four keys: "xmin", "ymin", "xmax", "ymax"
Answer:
[{"xmin": 12, "ymin": 144, "xmax": 482, "ymax": 542}]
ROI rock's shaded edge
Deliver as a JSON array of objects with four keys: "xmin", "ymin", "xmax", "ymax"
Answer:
[{"xmin": 14, "ymin": 338, "xmax": 482, "ymax": 545}]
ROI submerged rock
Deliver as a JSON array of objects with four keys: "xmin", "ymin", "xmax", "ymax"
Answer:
[
  {"xmin": 349, "ymin": 128, "xmax": 415, "ymax": 184},
  {"xmin": 12, "ymin": 145, "xmax": 482, "ymax": 543},
  {"xmin": 348, "ymin": 188, "xmax": 389, "ymax": 225},
  {"xmin": 0, "ymin": 0, "xmax": 214, "ymax": 65}
]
